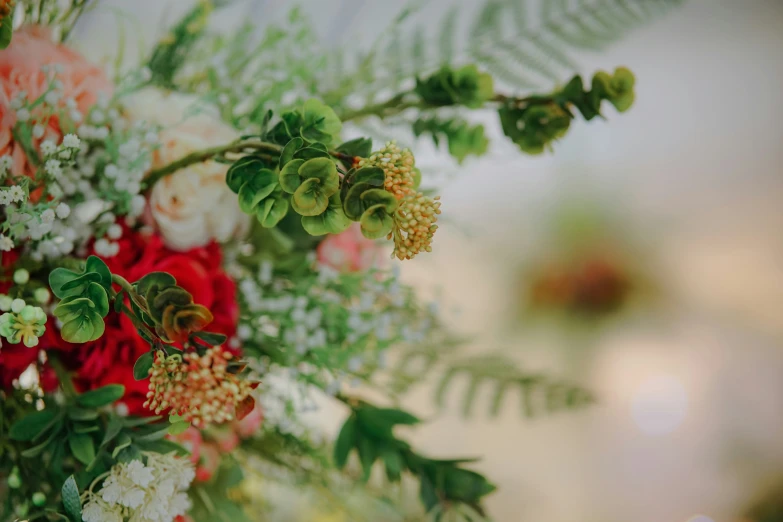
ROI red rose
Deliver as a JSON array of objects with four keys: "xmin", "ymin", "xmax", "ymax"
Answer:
[{"xmin": 44, "ymin": 224, "xmax": 239, "ymax": 414}]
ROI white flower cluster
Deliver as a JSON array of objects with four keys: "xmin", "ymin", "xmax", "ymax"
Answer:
[
  {"xmin": 238, "ymin": 260, "xmax": 435, "ymax": 383},
  {"xmin": 82, "ymin": 454, "xmax": 194, "ymax": 522}
]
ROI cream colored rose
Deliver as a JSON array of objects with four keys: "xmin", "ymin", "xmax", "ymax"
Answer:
[{"xmin": 124, "ymin": 88, "xmax": 249, "ymax": 251}]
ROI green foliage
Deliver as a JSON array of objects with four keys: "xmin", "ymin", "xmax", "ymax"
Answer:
[
  {"xmin": 146, "ymin": 1, "xmax": 213, "ymax": 88},
  {"xmin": 413, "ymin": 116, "xmax": 489, "ymax": 163},
  {"xmin": 341, "ymin": 167, "xmax": 398, "ymax": 239},
  {"xmin": 61, "ymin": 475, "xmax": 82, "ymax": 522},
  {"xmin": 50, "ymin": 256, "xmax": 112, "ymax": 343},
  {"xmin": 435, "ymin": 355, "xmax": 594, "ymax": 417},
  {"xmin": 499, "ymin": 67, "xmax": 636, "ymax": 153},
  {"xmin": 415, "ymin": 65, "xmax": 494, "ymax": 109},
  {"xmin": 0, "ymin": 16, "xmax": 13, "ymax": 50},
  {"xmin": 334, "ymin": 403, "xmax": 495, "ymax": 514},
  {"xmin": 336, "ymin": 137, "xmax": 373, "ymax": 159},
  {"xmin": 301, "ymin": 99, "xmax": 343, "ymax": 145}
]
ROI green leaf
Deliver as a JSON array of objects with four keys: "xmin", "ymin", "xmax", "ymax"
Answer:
[
  {"xmin": 238, "ymin": 168, "xmax": 278, "ymax": 213},
  {"xmin": 101, "ymin": 416, "xmax": 123, "ymax": 446},
  {"xmin": 301, "ymin": 98, "xmax": 342, "ymax": 144},
  {"xmin": 299, "ymin": 157, "xmax": 338, "ymax": 194},
  {"xmin": 279, "ymin": 159, "xmax": 305, "ymax": 194},
  {"xmin": 357, "ymin": 436, "xmax": 376, "ymax": 482},
  {"xmin": 336, "ymin": 137, "xmax": 372, "ymax": 158},
  {"xmin": 134, "ymin": 422, "xmax": 171, "ymax": 441},
  {"xmin": 352, "ymin": 167, "xmax": 385, "ymax": 186},
  {"xmin": 85, "ymin": 282, "xmax": 109, "ymax": 318},
  {"xmin": 68, "ymin": 408, "xmax": 99, "ymax": 421},
  {"xmin": 21, "ymin": 429, "xmax": 58, "ymax": 458},
  {"xmin": 292, "ymin": 178, "xmax": 331, "ymax": 217},
  {"xmin": 68, "ymin": 432, "xmax": 96, "ymax": 465},
  {"xmin": 301, "ymin": 195, "xmax": 351, "ymax": 236},
  {"xmin": 133, "ymin": 352, "xmax": 154, "ymax": 380},
  {"xmin": 48, "ymin": 268, "xmax": 85, "ymax": 299},
  {"xmin": 9, "ymin": 410, "xmax": 57, "ymax": 441},
  {"xmin": 85, "ymin": 256, "xmax": 113, "ymax": 293},
  {"xmin": 60, "ymin": 272, "xmax": 102, "ymax": 296},
  {"xmin": 136, "ymin": 272, "xmax": 177, "ymax": 296},
  {"xmin": 382, "ymin": 446, "xmax": 403, "ymax": 482},
  {"xmin": 256, "ymin": 190, "xmax": 290, "ymax": 228},
  {"xmin": 360, "ymin": 204, "xmax": 395, "ymax": 239},
  {"xmin": 278, "ymin": 137, "xmax": 304, "ymax": 169},
  {"xmin": 112, "ymin": 433, "xmax": 132, "ymax": 458},
  {"xmin": 333, "ymin": 416, "xmax": 357, "ymax": 469},
  {"xmin": 0, "ymin": 19, "xmax": 13, "ymax": 50},
  {"xmin": 77, "ymin": 384, "xmax": 125, "ymax": 408},
  {"xmin": 293, "ymin": 145, "xmax": 331, "ymax": 161},
  {"xmin": 116, "ymin": 444, "xmax": 142, "ymax": 463},
  {"xmin": 191, "ymin": 331, "xmax": 228, "ymax": 346},
  {"xmin": 61, "ymin": 476, "xmax": 82, "ymax": 522},
  {"xmin": 168, "ymin": 421, "xmax": 190, "ymax": 436},
  {"xmin": 135, "ymin": 438, "xmax": 189, "ymax": 456},
  {"xmin": 227, "ymin": 157, "xmax": 264, "ymax": 194}
]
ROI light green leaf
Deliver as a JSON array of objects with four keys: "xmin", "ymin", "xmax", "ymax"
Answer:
[{"xmin": 279, "ymin": 159, "xmax": 305, "ymax": 194}]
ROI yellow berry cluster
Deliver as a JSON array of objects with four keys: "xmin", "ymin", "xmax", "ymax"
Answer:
[
  {"xmin": 390, "ymin": 192, "xmax": 441, "ymax": 260},
  {"xmin": 357, "ymin": 141, "xmax": 416, "ymax": 200},
  {"xmin": 144, "ymin": 346, "xmax": 254, "ymax": 427}
]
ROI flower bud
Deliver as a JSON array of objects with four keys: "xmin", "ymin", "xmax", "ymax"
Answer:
[
  {"xmin": 13, "ymin": 269, "xmax": 29, "ymax": 285},
  {"xmin": 32, "ymin": 492, "xmax": 46, "ymax": 507}
]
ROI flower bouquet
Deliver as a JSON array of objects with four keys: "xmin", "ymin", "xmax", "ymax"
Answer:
[{"xmin": 0, "ymin": 1, "xmax": 675, "ymax": 520}]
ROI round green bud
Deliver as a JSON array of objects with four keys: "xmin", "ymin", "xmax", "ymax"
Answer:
[
  {"xmin": 0, "ymin": 294, "xmax": 12, "ymax": 312},
  {"xmin": 13, "ymin": 269, "xmax": 30, "ymax": 285},
  {"xmin": 32, "ymin": 492, "xmax": 46, "ymax": 507},
  {"xmin": 34, "ymin": 287, "xmax": 51, "ymax": 304},
  {"xmin": 8, "ymin": 473, "xmax": 21, "ymax": 489}
]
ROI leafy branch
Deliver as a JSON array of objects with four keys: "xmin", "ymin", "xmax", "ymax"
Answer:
[{"xmin": 333, "ymin": 401, "xmax": 496, "ymax": 518}]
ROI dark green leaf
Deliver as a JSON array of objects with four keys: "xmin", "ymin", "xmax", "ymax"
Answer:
[
  {"xmin": 333, "ymin": 416, "xmax": 356, "ymax": 469},
  {"xmin": 112, "ymin": 433, "xmax": 132, "ymax": 458},
  {"xmin": 85, "ymin": 256, "xmax": 113, "ymax": 293},
  {"xmin": 357, "ymin": 436, "xmax": 376, "ymax": 482},
  {"xmin": 77, "ymin": 384, "xmax": 125, "ymax": 408},
  {"xmin": 61, "ymin": 476, "xmax": 82, "ymax": 522},
  {"xmin": 101, "ymin": 416, "xmax": 123, "ymax": 446},
  {"xmin": 191, "ymin": 331, "xmax": 228, "ymax": 346},
  {"xmin": 68, "ymin": 408, "xmax": 99, "ymax": 421},
  {"xmin": 133, "ymin": 352, "xmax": 154, "ymax": 380},
  {"xmin": 68, "ymin": 433, "xmax": 96, "ymax": 465},
  {"xmin": 49, "ymin": 268, "xmax": 82, "ymax": 299},
  {"xmin": 336, "ymin": 137, "xmax": 372, "ymax": 159},
  {"xmin": 9, "ymin": 410, "xmax": 57, "ymax": 441}
]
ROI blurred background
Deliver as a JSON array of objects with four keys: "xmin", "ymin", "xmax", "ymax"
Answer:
[{"xmin": 73, "ymin": 1, "xmax": 783, "ymax": 521}]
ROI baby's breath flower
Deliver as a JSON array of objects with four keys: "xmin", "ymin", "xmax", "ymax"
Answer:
[
  {"xmin": 15, "ymin": 108, "xmax": 30, "ymax": 122},
  {"xmin": 44, "ymin": 159, "xmax": 62, "ymax": 177},
  {"xmin": 13, "ymin": 269, "xmax": 29, "ymax": 285},
  {"xmin": 62, "ymin": 133, "xmax": 80, "ymax": 148},
  {"xmin": 8, "ymin": 186, "xmax": 25, "ymax": 203},
  {"xmin": 55, "ymin": 202, "xmax": 70, "ymax": 219},
  {"xmin": 40, "ymin": 208, "xmax": 55, "ymax": 224},
  {"xmin": 0, "ymin": 155, "xmax": 12, "ymax": 172},
  {"xmin": 0, "ymin": 234, "xmax": 13, "ymax": 252},
  {"xmin": 32, "ymin": 124, "xmax": 45, "ymax": 139},
  {"xmin": 40, "ymin": 140, "xmax": 56, "ymax": 156}
]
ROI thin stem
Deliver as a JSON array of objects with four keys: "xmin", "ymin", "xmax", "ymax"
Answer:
[
  {"xmin": 48, "ymin": 353, "xmax": 77, "ymax": 398},
  {"xmin": 142, "ymin": 139, "xmax": 282, "ymax": 190}
]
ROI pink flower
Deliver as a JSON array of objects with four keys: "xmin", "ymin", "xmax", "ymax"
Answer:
[
  {"xmin": 316, "ymin": 223, "xmax": 384, "ymax": 273},
  {"xmin": 0, "ymin": 26, "xmax": 113, "ymax": 178},
  {"xmin": 211, "ymin": 426, "xmax": 240, "ymax": 453},
  {"xmin": 169, "ymin": 427, "xmax": 203, "ymax": 466}
]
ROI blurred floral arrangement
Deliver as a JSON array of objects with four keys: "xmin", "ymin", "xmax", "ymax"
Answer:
[{"xmin": 0, "ymin": 0, "xmax": 679, "ymax": 521}]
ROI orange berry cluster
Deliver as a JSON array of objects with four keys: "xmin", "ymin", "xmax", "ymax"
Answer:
[
  {"xmin": 144, "ymin": 347, "xmax": 254, "ymax": 427},
  {"xmin": 390, "ymin": 192, "xmax": 442, "ymax": 260},
  {"xmin": 357, "ymin": 141, "xmax": 416, "ymax": 200}
]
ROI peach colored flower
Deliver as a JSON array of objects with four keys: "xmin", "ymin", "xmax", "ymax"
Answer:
[
  {"xmin": 123, "ymin": 88, "xmax": 249, "ymax": 251},
  {"xmin": 316, "ymin": 223, "xmax": 385, "ymax": 273},
  {"xmin": 0, "ymin": 25, "xmax": 113, "ymax": 177}
]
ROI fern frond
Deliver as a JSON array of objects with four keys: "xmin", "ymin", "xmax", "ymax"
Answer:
[{"xmin": 435, "ymin": 354, "xmax": 594, "ymax": 418}]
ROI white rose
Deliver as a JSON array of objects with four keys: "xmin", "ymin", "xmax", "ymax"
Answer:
[{"xmin": 123, "ymin": 88, "xmax": 249, "ymax": 251}]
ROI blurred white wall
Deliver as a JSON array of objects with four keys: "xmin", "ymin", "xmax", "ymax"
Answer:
[{"xmin": 73, "ymin": 1, "xmax": 783, "ymax": 521}]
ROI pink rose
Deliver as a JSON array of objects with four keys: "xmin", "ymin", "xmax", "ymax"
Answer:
[
  {"xmin": 316, "ymin": 223, "xmax": 385, "ymax": 273},
  {"xmin": 0, "ymin": 26, "xmax": 113, "ymax": 178}
]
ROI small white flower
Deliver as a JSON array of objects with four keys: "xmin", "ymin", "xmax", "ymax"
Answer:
[
  {"xmin": 40, "ymin": 208, "xmax": 56, "ymax": 224},
  {"xmin": 100, "ymin": 479, "xmax": 122, "ymax": 504},
  {"xmin": 15, "ymin": 108, "xmax": 31, "ymax": 122},
  {"xmin": 120, "ymin": 487, "xmax": 145, "ymax": 509},
  {"xmin": 62, "ymin": 133, "xmax": 80, "ymax": 148},
  {"xmin": 13, "ymin": 269, "xmax": 29, "ymax": 285},
  {"xmin": 0, "ymin": 192, "xmax": 10, "ymax": 206},
  {"xmin": 40, "ymin": 140, "xmax": 56, "ymax": 156},
  {"xmin": 0, "ymin": 235, "xmax": 13, "ymax": 252},
  {"xmin": 94, "ymin": 127, "xmax": 109, "ymax": 140},
  {"xmin": 55, "ymin": 202, "xmax": 71, "ymax": 219},
  {"xmin": 11, "ymin": 299, "xmax": 25, "ymax": 314},
  {"xmin": 0, "ymin": 155, "xmax": 12, "ymax": 172},
  {"xmin": 90, "ymin": 110, "xmax": 105, "ymax": 124},
  {"xmin": 44, "ymin": 91, "xmax": 61, "ymax": 106},
  {"xmin": 45, "ymin": 159, "xmax": 62, "ymax": 178},
  {"xmin": 8, "ymin": 186, "xmax": 25, "ymax": 203},
  {"xmin": 32, "ymin": 124, "xmax": 45, "ymax": 139},
  {"xmin": 130, "ymin": 195, "xmax": 146, "ymax": 217},
  {"xmin": 34, "ymin": 288, "xmax": 50, "ymax": 304},
  {"xmin": 70, "ymin": 110, "xmax": 83, "ymax": 123},
  {"xmin": 126, "ymin": 460, "xmax": 155, "ymax": 487},
  {"xmin": 103, "ymin": 164, "xmax": 119, "ymax": 179},
  {"xmin": 0, "ymin": 295, "xmax": 12, "ymax": 311},
  {"xmin": 106, "ymin": 224, "xmax": 123, "ymax": 239},
  {"xmin": 237, "ymin": 324, "xmax": 252, "ymax": 340},
  {"xmin": 65, "ymin": 97, "xmax": 77, "ymax": 110}
]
